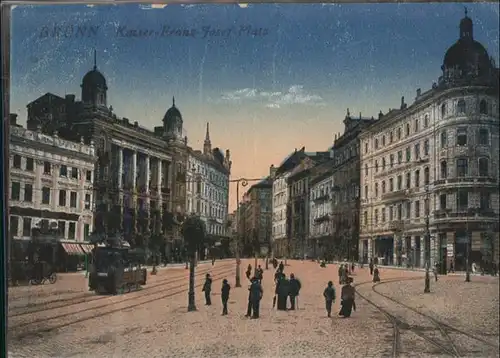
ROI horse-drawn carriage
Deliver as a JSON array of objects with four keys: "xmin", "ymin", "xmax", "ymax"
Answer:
[{"xmin": 88, "ymin": 239, "xmax": 147, "ymax": 295}]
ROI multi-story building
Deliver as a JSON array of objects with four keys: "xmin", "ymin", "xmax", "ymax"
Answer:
[
  {"xmin": 287, "ymin": 151, "xmax": 330, "ymax": 259},
  {"xmin": 8, "ymin": 114, "xmax": 96, "ymax": 243},
  {"xmin": 185, "ymin": 123, "xmax": 231, "ymax": 242},
  {"xmin": 330, "ymin": 111, "xmax": 375, "ymax": 263},
  {"xmin": 308, "ymin": 161, "xmax": 335, "ymax": 259},
  {"xmin": 359, "ymin": 12, "xmax": 499, "ymax": 271}
]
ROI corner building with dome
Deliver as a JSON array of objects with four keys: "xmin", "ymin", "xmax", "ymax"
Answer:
[
  {"xmin": 358, "ymin": 11, "xmax": 499, "ymax": 272},
  {"xmin": 23, "ymin": 52, "xmax": 231, "ymax": 260}
]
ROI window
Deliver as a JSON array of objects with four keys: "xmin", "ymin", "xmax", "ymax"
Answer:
[
  {"xmin": 406, "ymin": 172, "xmax": 411, "ymax": 188},
  {"xmin": 44, "ymin": 161, "xmax": 51, "ymax": 174},
  {"xmin": 479, "ymin": 99, "xmax": 488, "ymax": 114},
  {"xmin": 424, "ymin": 198, "xmax": 429, "ymax": 215},
  {"xmin": 24, "ymin": 184, "xmax": 33, "ymax": 202},
  {"xmin": 415, "ymin": 201, "xmax": 420, "ymax": 218},
  {"xmin": 397, "ymin": 204, "xmax": 402, "ymax": 220},
  {"xmin": 382, "ymin": 181, "xmax": 386, "ymax": 194},
  {"xmin": 11, "ymin": 182, "xmax": 20, "ymax": 200},
  {"xmin": 440, "ymin": 131, "xmax": 447, "ymax": 148},
  {"xmin": 60, "ymin": 165, "xmax": 68, "ymax": 177},
  {"xmin": 375, "ymin": 161, "xmax": 378, "ymax": 172},
  {"xmin": 382, "ymin": 136, "xmax": 386, "ymax": 146},
  {"xmin": 424, "ymin": 114, "xmax": 429, "ymax": 128},
  {"xmin": 58, "ymin": 221, "xmax": 66, "ymax": 237},
  {"xmin": 414, "ymin": 119, "xmax": 419, "ymax": 132},
  {"xmin": 26, "ymin": 158, "xmax": 34, "ymax": 171},
  {"xmin": 364, "ymin": 164, "xmax": 368, "ymax": 176},
  {"xmin": 456, "ymin": 158, "xmax": 468, "ymax": 177},
  {"xmin": 382, "ymin": 158, "xmax": 386, "ymax": 170},
  {"xmin": 439, "ymin": 194, "xmax": 447, "ymax": 210},
  {"xmin": 397, "ymin": 151, "xmax": 402, "ymax": 164},
  {"xmin": 375, "ymin": 139, "xmax": 379, "ymax": 150},
  {"xmin": 375, "ymin": 183, "xmax": 379, "ymax": 197},
  {"xmin": 414, "ymin": 143, "xmax": 420, "ymax": 159},
  {"xmin": 478, "ymin": 158, "xmax": 489, "ymax": 176},
  {"xmin": 441, "ymin": 161, "xmax": 448, "ymax": 179},
  {"xmin": 364, "ymin": 142, "xmax": 368, "ymax": 153},
  {"xmin": 457, "ymin": 99, "xmax": 466, "ymax": 114},
  {"xmin": 59, "ymin": 190, "xmax": 67, "ymax": 206},
  {"xmin": 389, "ymin": 178, "xmax": 394, "ymax": 192},
  {"xmin": 389, "ymin": 206, "xmax": 393, "ymax": 221},
  {"xmin": 84, "ymin": 224, "xmax": 90, "ymax": 240},
  {"xmin": 10, "ymin": 216, "xmax": 19, "ymax": 238},
  {"xmin": 70, "ymin": 192, "xmax": 77, "ymax": 208},
  {"xmin": 397, "ymin": 175, "xmax": 402, "ymax": 190},
  {"xmin": 406, "ymin": 147, "xmax": 411, "ymax": 162},
  {"xmin": 480, "ymin": 192, "xmax": 490, "ymax": 210},
  {"xmin": 85, "ymin": 194, "xmax": 91, "ymax": 209},
  {"xmin": 457, "ymin": 191, "xmax": 468, "ymax": 211},
  {"xmin": 22, "ymin": 217, "xmax": 32, "ymax": 237},
  {"xmin": 374, "ymin": 209, "xmax": 379, "ymax": 224},
  {"xmin": 390, "ymin": 154, "xmax": 394, "ymax": 168},
  {"xmin": 414, "ymin": 170, "xmax": 420, "ymax": 187},
  {"xmin": 456, "ymin": 128, "xmax": 467, "ymax": 146},
  {"xmin": 389, "ymin": 131, "xmax": 393, "ymax": 144},
  {"xmin": 478, "ymin": 129, "xmax": 489, "ymax": 145},
  {"xmin": 86, "ymin": 170, "xmax": 92, "ymax": 181},
  {"xmin": 424, "ymin": 167, "xmax": 430, "ymax": 185},
  {"xmin": 68, "ymin": 222, "xmax": 76, "ymax": 240},
  {"xmin": 397, "ymin": 127, "xmax": 402, "ymax": 140},
  {"xmin": 364, "ymin": 185, "xmax": 368, "ymax": 199},
  {"xmin": 363, "ymin": 211, "xmax": 368, "ymax": 226},
  {"xmin": 405, "ymin": 123, "xmax": 410, "ymax": 136},
  {"xmin": 42, "ymin": 187, "xmax": 51, "ymax": 204},
  {"xmin": 441, "ymin": 103, "xmax": 447, "ymax": 118},
  {"xmin": 71, "ymin": 167, "xmax": 78, "ymax": 179},
  {"xmin": 423, "ymin": 140, "xmax": 429, "ymax": 156},
  {"xmin": 405, "ymin": 201, "xmax": 411, "ymax": 219}
]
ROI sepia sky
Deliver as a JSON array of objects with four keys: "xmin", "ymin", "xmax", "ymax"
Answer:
[{"xmin": 10, "ymin": 3, "xmax": 500, "ymax": 211}]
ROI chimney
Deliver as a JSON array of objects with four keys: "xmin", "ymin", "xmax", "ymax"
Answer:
[
  {"xmin": 123, "ymin": 117, "xmax": 129, "ymax": 124},
  {"xmin": 9, "ymin": 113, "xmax": 18, "ymax": 126},
  {"xmin": 133, "ymin": 121, "xmax": 138, "ymax": 127},
  {"xmin": 269, "ymin": 164, "xmax": 277, "ymax": 177},
  {"xmin": 378, "ymin": 110, "xmax": 383, "ymax": 120},
  {"xmin": 400, "ymin": 96, "xmax": 406, "ymax": 110},
  {"xmin": 416, "ymin": 88, "xmax": 421, "ymax": 97},
  {"xmin": 65, "ymin": 94, "xmax": 75, "ymax": 103}
]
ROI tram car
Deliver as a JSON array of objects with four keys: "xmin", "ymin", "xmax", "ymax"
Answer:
[{"xmin": 89, "ymin": 241, "xmax": 147, "ymax": 295}]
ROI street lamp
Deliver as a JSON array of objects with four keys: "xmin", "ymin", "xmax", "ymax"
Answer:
[
  {"xmin": 235, "ymin": 178, "xmax": 248, "ymax": 287},
  {"xmin": 424, "ymin": 184, "xmax": 431, "ymax": 293}
]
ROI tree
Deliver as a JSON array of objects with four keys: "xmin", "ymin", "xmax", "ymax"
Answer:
[{"xmin": 181, "ymin": 214, "xmax": 207, "ymax": 312}]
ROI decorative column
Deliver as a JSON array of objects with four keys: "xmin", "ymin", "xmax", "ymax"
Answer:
[
  {"xmin": 410, "ymin": 236, "xmax": 416, "ymax": 267},
  {"xmin": 132, "ymin": 151, "xmax": 137, "ymax": 191},
  {"xmin": 117, "ymin": 146, "xmax": 123, "ymax": 189},
  {"xmin": 368, "ymin": 238, "xmax": 373, "ymax": 260},
  {"xmin": 157, "ymin": 159, "xmax": 163, "ymax": 202},
  {"xmin": 145, "ymin": 155, "xmax": 150, "ymax": 193}
]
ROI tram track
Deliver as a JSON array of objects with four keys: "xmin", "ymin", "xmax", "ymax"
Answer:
[
  {"xmin": 9, "ymin": 264, "xmax": 235, "ymax": 339},
  {"xmin": 355, "ymin": 277, "xmax": 499, "ymax": 357},
  {"xmin": 8, "ymin": 262, "xmax": 232, "ymax": 318}
]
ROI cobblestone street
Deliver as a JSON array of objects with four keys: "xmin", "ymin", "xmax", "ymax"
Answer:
[{"xmin": 8, "ymin": 260, "xmax": 499, "ymax": 358}]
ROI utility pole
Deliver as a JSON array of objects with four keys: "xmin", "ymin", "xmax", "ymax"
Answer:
[
  {"xmin": 465, "ymin": 218, "xmax": 471, "ymax": 282},
  {"xmin": 424, "ymin": 184, "xmax": 431, "ymax": 293}
]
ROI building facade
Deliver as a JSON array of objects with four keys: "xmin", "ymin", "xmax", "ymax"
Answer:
[
  {"xmin": 8, "ymin": 114, "xmax": 96, "ymax": 242},
  {"xmin": 186, "ymin": 123, "xmax": 231, "ymax": 241},
  {"xmin": 359, "ymin": 13, "xmax": 499, "ymax": 270}
]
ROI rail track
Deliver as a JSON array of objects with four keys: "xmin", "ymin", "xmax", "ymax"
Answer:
[
  {"xmin": 355, "ymin": 277, "xmax": 499, "ymax": 357},
  {"xmin": 9, "ymin": 262, "xmax": 232, "ymax": 317}
]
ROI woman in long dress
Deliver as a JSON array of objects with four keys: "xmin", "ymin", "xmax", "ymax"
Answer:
[{"xmin": 339, "ymin": 277, "xmax": 356, "ymax": 318}]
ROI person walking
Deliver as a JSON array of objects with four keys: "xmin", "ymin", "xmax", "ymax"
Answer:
[
  {"xmin": 323, "ymin": 281, "xmax": 336, "ymax": 317},
  {"xmin": 369, "ymin": 259, "xmax": 374, "ymax": 276},
  {"xmin": 339, "ymin": 277, "xmax": 356, "ymax": 318},
  {"xmin": 246, "ymin": 264, "xmax": 252, "ymax": 280},
  {"xmin": 202, "ymin": 273, "xmax": 212, "ymax": 305},
  {"xmin": 288, "ymin": 273, "xmax": 301, "ymax": 310},
  {"xmin": 221, "ymin": 279, "xmax": 231, "ymax": 315},
  {"xmin": 249, "ymin": 277, "xmax": 263, "ymax": 319}
]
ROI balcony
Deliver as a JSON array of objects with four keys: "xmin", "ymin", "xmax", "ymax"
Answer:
[{"xmin": 382, "ymin": 190, "xmax": 408, "ymax": 202}]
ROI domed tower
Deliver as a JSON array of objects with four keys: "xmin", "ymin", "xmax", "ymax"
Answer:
[
  {"xmin": 163, "ymin": 97, "xmax": 183, "ymax": 141},
  {"xmin": 441, "ymin": 8, "xmax": 495, "ymax": 84},
  {"xmin": 81, "ymin": 50, "xmax": 108, "ymax": 107}
]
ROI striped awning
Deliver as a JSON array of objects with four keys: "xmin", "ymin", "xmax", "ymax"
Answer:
[
  {"xmin": 61, "ymin": 243, "xmax": 85, "ymax": 255},
  {"xmin": 80, "ymin": 244, "xmax": 94, "ymax": 254}
]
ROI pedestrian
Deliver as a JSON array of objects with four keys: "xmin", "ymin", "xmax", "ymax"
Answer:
[
  {"xmin": 274, "ymin": 268, "xmax": 284, "ymax": 283},
  {"xmin": 220, "ymin": 278, "xmax": 231, "ymax": 315},
  {"xmin": 249, "ymin": 277, "xmax": 263, "ymax": 319},
  {"xmin": 256, "ymin": 265, "xmax": 264, "ymax": 283},
  {"xmin": 278, "ymin": 261, "xmax": 284, "ymax": 273},
  {"xmin": 288, "ymin": 273, "xmax": 302, "ymax": 310},
  {"xmin": 246, "ymin": 264, "xmax": 252, "ymax": 280},
  {"xmin": 433, "ymin": 263, "xmax": 439, "ymax": 282},
  {"xmin": 202, "ymin": 273, "xmax": 212, "ymax": 305},
  {"xmin": 450, "ymin": 261, "xmax": 455, "ymax": 273},
  {"xmin": 276, "ymin": 274, "xmax": 289, "ymax": 310},
  {"xmin": 338, "ymin": 264, "xmax": 344, "ymax": 285},
  {"xmin": 323, "ymin": 281, "xmax": 336, "ymax": 317},
  {"xmin": 369, "ymin": 259, "xmax": 374, "ymax": 276},
  {"xmin": 351, "ymin": 261, "xmax": 355, "ymax": 273},
  {"xmin": 373, "ymin": 266, "xmax": 381, "ymax": 283},
  {"xmin": 212, "ymin": 257, "xmax": 216, "ymax": 266},
  {"xmin": 339, "ymin": 277, "xmax": 356, "ymax": 318}
]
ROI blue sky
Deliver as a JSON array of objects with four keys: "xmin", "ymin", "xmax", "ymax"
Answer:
[{"xmin": 10, "ymin": 3, "xmax": 500, "ymax": 208}]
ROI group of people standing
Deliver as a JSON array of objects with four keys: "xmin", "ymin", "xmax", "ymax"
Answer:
[
  {"xmin": 273, "ymin": 262, "xmax": 302, "ymax": 311},
  {"xmin": 323, "ymin": 276, "xmax": 356, "ymax": 318}
]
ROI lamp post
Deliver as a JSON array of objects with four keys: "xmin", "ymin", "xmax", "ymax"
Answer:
[
  {"xmin": 234, "ymin": 178, "xmax": 248, "ymax": 287},
  {"xmin": 424, "ymin": 184, "xmax": 431, "ymax": 293}
]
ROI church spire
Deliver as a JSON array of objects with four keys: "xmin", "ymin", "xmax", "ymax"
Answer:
[
  {"xmin": 172, "ymin": 96, "xmax": 176, "ymax": 107},
  {"xmin": 203, "ymin": 122, "xmax": 212, "ymax": 155},
  {"xmin": 93, "ymin": 48, "xmax": 97, "ymax": 70}
]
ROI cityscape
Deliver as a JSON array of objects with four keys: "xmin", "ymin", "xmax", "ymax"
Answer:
[{"xmin": 6, "ymin": 3, "xmax": 500, "ymax": 358}]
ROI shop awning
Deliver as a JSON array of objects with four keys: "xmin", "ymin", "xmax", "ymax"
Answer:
[
  {"xmin": 61, "ymin": 243, "xmax": 85, "ymax": 255},
  {"xmin": 80, "ymin": 244, "xmax": 94, "ymax": 254}
]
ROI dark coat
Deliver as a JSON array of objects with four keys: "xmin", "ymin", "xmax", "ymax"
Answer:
[
  {"xmin": 289, "ymin": 278, "xmax": 301, "ymax": 296},
  {"xmin": 249, "ymin": 281, "xmax": 263, "ymax": 301},
  {"xmin": 202, "ymin": 278, "xmax": 212, "ymax": 292},
  {"xmin": 221, "ymin": 282, "xmax": 230, "ymax": 300},
  {"xmin": 277, "ymin": 278, "xmax": 290, "ymax": 296},
  {"xmin": 323, "ymin": 286, "xmax": 336, "ymax": 301}
]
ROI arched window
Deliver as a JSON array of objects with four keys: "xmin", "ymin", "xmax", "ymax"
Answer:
[
  {"xmin": 478, "ymin": 158, "xmax": 489, "ymax": 177},
  {"xmin": 457, "ymin": 99, "xmax": 466, "ymax": 114},
  {"xmin": 374, "ymin": 182, "xmax": 379, "ymax": 197},
  {"xmin": 424, "ymin": 114, "xmax": 429, "ymax": 128},
  {"xmin": 424, "ymin": 167, "xmax": 430, "ymax": 185},
  {"xmin": 382, "ymin": 181, "xmax": 386, "ymax": 194},
  {"xmin": 479, "ymin": 99, "xmax": 488, "ymax": 115},
  {"xmin": 440, "ymin": 161, "xmax": 447, "ymax": 179},
  {"xmin": 441, "ymin": 103, "xmax": 447, "ymax": 118}
]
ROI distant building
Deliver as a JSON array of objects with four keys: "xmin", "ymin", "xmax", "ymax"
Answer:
[
  {"xmin": 186, "ymin": 123, "xmax": 231, "ymax": 243},
  {"xmin": 359, "ymin": 12, "xmax": 499, "ymax": 270},
  {"xmin": 8, "ymin": 114, "xmax": 96, "ymax": 242}
]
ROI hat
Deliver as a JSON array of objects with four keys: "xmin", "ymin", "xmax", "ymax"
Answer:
[
  {"xmin": 328, "ymin": 281, "xmax": 333, "ymax": 286},
  {"xmin": 290, "ymin": 273, "xmax": 295, "ymax": 279},
  {"xmin": 223, "ymin": 279, "xmax": 228, "ymax": 284},
  {"xmin": 206, "ymin": 273, "xmax": 211, "ymax": 278}
]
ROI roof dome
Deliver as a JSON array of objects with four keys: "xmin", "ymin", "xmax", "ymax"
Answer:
[
  {"xmin": 82, "ymin": 68, "xmax": 107, "ymax": 89},
  {"xmin": 163, "ymin": 97, "xmax": 182, "ymax": 122}
]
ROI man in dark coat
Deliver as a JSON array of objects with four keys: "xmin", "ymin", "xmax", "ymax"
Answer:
[
  {"xmin": 276, "ymin": 275, "xmax": 289, "ymax": 310},
  {"xmin": 278, "ymin": 261, "xmax": 284, "ymax": 272},
  {"xmin": 246, "ymin": 264, "xmax": 252, "ymax": 280},
  {"xmin": 202, "ymin": 273, "xmax": 212, "ymax": 305},
  {"xmin": 323, "ymin": 281, "xmax": 336, "ymax": 317},
  {"xmin": 339, "ymin": 277, "xmax": 356, "ymax": 318},
  {"xmin": 249, "ymin": 277, "xmax": 263, "ymax": 318},
  {"xmin": 369, "ymin": 259, "xmax": 374, "ymax": 275},
  {"xmin": 288, "ymin": 273, "xmax": 301, "ymax": 310},
  {"xmin": 373, "ymin": 266, "xmax": 381, "ymax": 283},
  {"xmin": 338, "ymin": 264, "xmax": 344, "ymax": 284},
  {"xmin": 221, "ymin": 279, "xmax": 231, "ymax": 315},
  {"xmin": 256, "ymin": 265, "xmax": 264, "ymax": 283}
]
